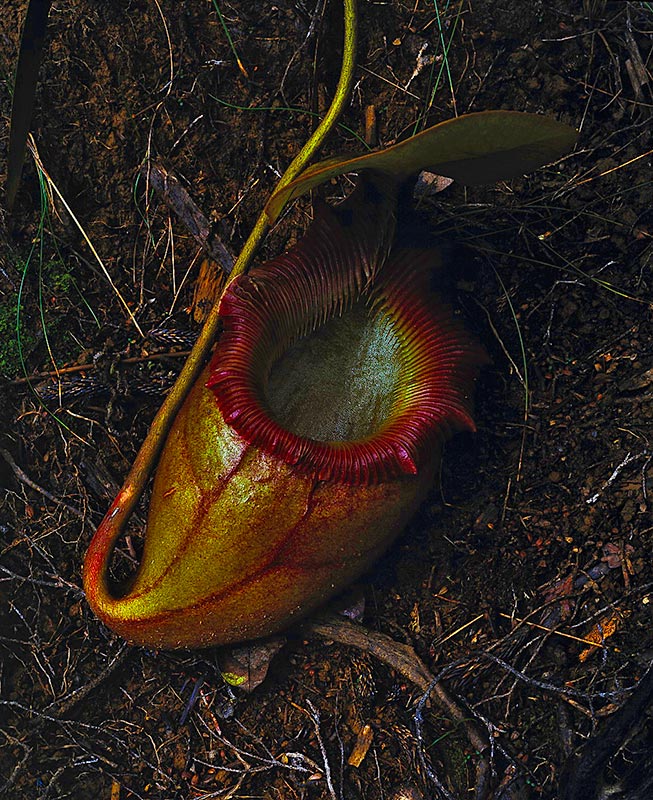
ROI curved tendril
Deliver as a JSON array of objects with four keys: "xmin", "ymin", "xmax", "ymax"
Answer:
[{"xmin": 85, "ymin": 0, "xmax": 359, "ymax": 585}]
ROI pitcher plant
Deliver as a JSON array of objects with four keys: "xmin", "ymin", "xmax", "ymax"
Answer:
[{"xmin": 82, "ymin": 0, "xmax": 577, "ymax": 648}]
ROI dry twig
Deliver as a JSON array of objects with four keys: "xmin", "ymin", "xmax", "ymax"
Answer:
[{"xmin": 0, "ymin": 447, "xmax": 85, "ymax": 520}]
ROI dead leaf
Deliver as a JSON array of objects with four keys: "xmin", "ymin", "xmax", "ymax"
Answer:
[
  {"xmin": 602, "ymin": 542, "xmax": 635, "ymax": 570},
  {"xmin": 218, "ymin": 636, "xmax": 286, "ymax": 692},
  {"xmin": 579, "ymin": 611, "xmax": 625, "ymax": 662},
  {"xmin": 347, "ymin": 723, "xmax": 374, "ymax": 767}
]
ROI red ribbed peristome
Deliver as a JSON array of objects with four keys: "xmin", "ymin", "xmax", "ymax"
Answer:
[{"xmin": 207, "ymin": 179, "xmax": 486, "ymax": 485}]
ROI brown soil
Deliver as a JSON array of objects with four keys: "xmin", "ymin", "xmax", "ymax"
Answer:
[{"xmin": 1, "ymin": 1, "xmax": 653, "ymax": 799}]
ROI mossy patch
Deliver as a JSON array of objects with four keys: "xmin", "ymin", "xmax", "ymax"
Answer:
[
  {"xmin": 0, "ymin": 289, "xmax": 35, "ymax": 378},
  {"xmin": 0, "ymin": 257, "xmax": 79, "ymax": 378}
]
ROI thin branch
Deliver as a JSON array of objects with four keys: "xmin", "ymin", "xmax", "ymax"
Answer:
[
  {"xmin": 9, "ymin": 350, "xmax": 192, "ymax": 387},
  {"xmin": 302, "ymin": 614, "xmax": 489, "ymax": 755},
  {"xmin": 141, "ymin": 162, "xmax": 235, "ymax": 275},
  {"xmin": 559, "ymin": 666, "xmax": 653, "ymax": 800},
  {"xmin": 0, "ymin": 447, "xmax": 85, "ymax": 520}
]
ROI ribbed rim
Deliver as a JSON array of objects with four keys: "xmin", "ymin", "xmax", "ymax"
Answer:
[{"xmin": 207, "ymin": 177, "xmax": 485, "ymax": 485}]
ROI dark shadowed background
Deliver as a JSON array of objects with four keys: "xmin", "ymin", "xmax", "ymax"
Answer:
[{"xmin": 1, "ymin": 1, "xmax": 652, "ymax": 798}]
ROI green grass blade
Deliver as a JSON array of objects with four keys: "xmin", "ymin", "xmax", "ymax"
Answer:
[
  {"xmin": 5, "ymin": 0, "xmax": 53, "ymax": 212},
  {"xmin": 210, "ymin": 0, "xmax": 248, "ymax": 79}
]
